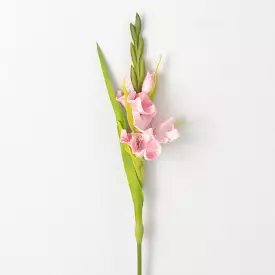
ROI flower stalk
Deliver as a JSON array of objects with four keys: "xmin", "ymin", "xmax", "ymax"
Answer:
[
  {"xmin": 137, "ymin": 243, "xmax": 142, "ymax": 275},
  {"xmin": 97, "ymin": 12, "xmax": 180, "ymax": 275}
]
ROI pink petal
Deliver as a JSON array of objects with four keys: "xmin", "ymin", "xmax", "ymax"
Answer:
[
  {"xmin": 128, "ymin": 92, "xmax": 156, "ymax": 115},
  {"xmin": 152, "ymin": 117, "xmax": 179, "ymax": 143},
  {"xmin": 132, "ymin": 111, "xmax": 155, "ymax": 132},
  {"xmin": 130, "ymin": 134, "xmax": 146, "ymax": 157},
  {"xmin": 142, "ymin": 72, "xmax": 155, "ymax": 94},
  {"xmin": 137, "ymin": 93, "xmax": 157, "ymax": 114},
  {"xmin": 127, "ymin": 91, "xmax": 137, "ymax": 101},
  {"xmin": 144, "ymin": 139, "xmax": 162, "ymax": 160},
  {"xmin": 120, "ymin": 129, "xmax": 132, "ymax": 144},
  {"xmin": 128, "ymin": 92, "xmax": 157, "ymax": 131},
  {"xmin": 120, "ymin": 129, "xmax": 162, "ymax": 160},
  {"xmin": 166, "ymin": 129, "xmax": 180, "ymax": 142},
  {"xmin": 116, "ymin": 90, "xmax": 126, "ymax": 107}
]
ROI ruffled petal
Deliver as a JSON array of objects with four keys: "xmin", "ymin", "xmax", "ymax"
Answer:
[
  {"xmin": 132, "ymin": 111, "xmax": 155, "ymax": 132},
  {"xmin": 151, "ymin": 117, "xmax": 179, "ymax": 143},
  {"xmin": 144, "ymin": 138, "xmax": 162, "ymax": 160}
]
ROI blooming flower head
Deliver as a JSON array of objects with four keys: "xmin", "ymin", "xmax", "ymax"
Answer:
[{"xmin": 117, "ymin": 71, "xmax": 179, "ymax": 160}]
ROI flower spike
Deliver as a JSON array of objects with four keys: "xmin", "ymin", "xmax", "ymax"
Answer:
[{"xmin": 97, "ymin": 13, "xmax": 181, "ymax": 275}]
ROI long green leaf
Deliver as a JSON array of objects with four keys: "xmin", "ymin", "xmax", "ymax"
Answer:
[
  {"xmin": 97, "ymin": 43, "xmax": 127, "ymax": 129},
  {"xmin": 118, "ymin": 122, "xmax": 144, "ymax": 244},
  {"xmin": 97, "ymin": 44, "xmax": 144, "ymax": 244}
]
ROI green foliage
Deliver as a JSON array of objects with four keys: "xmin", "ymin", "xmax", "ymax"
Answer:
[
  {"xmin": 137, "ymin": 36, "xmax": 144, "ymax": 60},
  {"xmin": 130, "ymin": 43, "xmax": 137, "ymax": 64},
  {"xmin": 97, "ymin": 43, "xmax": 127, "ymax": 128},
  {"xmin": 131, "ymin": 65, "xmax": 138, "ymax": 91},
  {"xmin": 139, "ymin": 59, "xmax": 145, "ymax": 91},
  {"xmin": 97, "ymin": 43, "xmax": 144, "ymax": 244},
  {"xmin": 130, "ymin": 23, "xmax": 138, "ymax": 44},
  {"xmin": 135, "ymin": 13, "xmax": 141, "ymax": 36}
]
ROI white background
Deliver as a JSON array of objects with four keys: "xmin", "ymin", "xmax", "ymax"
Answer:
[{"xmin": 0, "ymin": 0, "xmax": 275, "ymax": 274}]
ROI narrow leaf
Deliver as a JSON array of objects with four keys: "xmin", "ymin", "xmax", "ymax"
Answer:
[
  {"xmin": 131, "ymin": 65, "xmax": 139, "ymax": 91},
  {"xmin": 135, "ymin": 13, "xmax": 142, "ymax": 36},
  {"xmin": 137, "ymin": 36, "xmax": 144, "ymax": 61},
  {"xmin": 97, "ymin": 43, "xmax": 126, "ymax": 128},
  {"xmin": 117, "ymin": 122, "xmax": 144, "ymax": 239},
  {"xmin": 98, "ymin": 43, "xmax": 144, "ymax": 244},
  {"xmin": 130, "ymin": 43, "xmax": 137, "ymax": 64},
  {"xmin": 121, "ymin": 142, "xmax": 144, "ymax": 243},
  {"xmin": 124, "ymin": 144, "xmax": 144, "ymax": 185},
  {"xmin": 148, "ymin": 55, "xmax": 162, "ymax": 101},
  {"xmin": 130, "ymin": 23, "xmax": 138, "ymax": 44},
  {"xmin": 139, "ymin": 59, "xmax": 145, "ymax": 87}
]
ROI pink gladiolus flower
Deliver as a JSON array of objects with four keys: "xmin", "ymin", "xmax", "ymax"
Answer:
[
  {"xmin": 116, "ymin": 85, "xmax": 157, "ymax": 132},
  {"xmin": 128, "ymin": 92, "xmax": 157, "ymax": 131},
  {"xmin": 120, "ymin": 129, "xmax": 161, "ymax": 160}
]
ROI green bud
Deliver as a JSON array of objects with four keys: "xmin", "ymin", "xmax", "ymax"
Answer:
[
  {"xmin": 130, "ymin": 43, "xmax": 137, "ymax": 64},
  {"xmin": 139, "ymin": 59, "xmax": 145, "ymax": 86},
  {"xmin": 130, "ymin": 23, "xmax": 137, "ymax": 44},
  {"xmin": 131, "ymin": 66, "xmax": 138, "ymax": 91},
  {"xmin": 137, "ymin": 36, "xmax": 144, "ymax": 61},
  {"xmin": 135, "ymin": 13, "xmax": 142, "ymax": 36}
]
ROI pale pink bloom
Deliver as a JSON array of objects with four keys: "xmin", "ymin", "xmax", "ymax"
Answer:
[
  {"xmin": 141, "ymin": 72, "xmax": 155, "ymax": 94},
  {"xmin": 128, "ymin": 92, "xmax": 157, "ymax": 131},
  {"xmin": 151, "ymin": 117, "xmax": 180, "ymax": 144},
  {"xmin": 117, "ymin": 89, "xmax": 157, "ymax": 132},
  {"xmin": 117, "ymin": 74, "xmax": 179, "ymax": 155},
  {"xmin": 120, "ymin": 129, "xmax": 161, "ymax": 160}
]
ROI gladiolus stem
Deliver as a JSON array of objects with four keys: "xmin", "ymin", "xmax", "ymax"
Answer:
[{"xmin": 137, "ymin": 242, "xmax": 142, "ymax": 275}]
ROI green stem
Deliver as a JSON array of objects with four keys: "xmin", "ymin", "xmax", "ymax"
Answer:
[{"xmin": 137, "ymin": 242, "xmax": 142, "ymax": 275}]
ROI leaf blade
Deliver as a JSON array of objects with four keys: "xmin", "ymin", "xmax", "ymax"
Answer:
[
  {"xmin": 97, "ymin": 45, "xmax": 144, "ymax": 243},
  {"xmin": 148, "ymin": 55, "xmax": 162, "ymax": 101},
  {"xmin": 135, "ymin": 13, "xmax": 142, "ymax": 36},
  {"xmin": 97, "ymin": 43, "xmax": 127, "ymax": 128}
]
